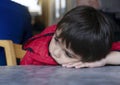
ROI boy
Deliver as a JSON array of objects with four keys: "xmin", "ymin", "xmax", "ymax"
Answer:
[{"xmin": 20, "ymin": 6, "xmax": 120, "ymax": 68}]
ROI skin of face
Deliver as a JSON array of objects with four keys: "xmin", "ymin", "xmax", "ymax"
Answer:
[{"xmin": 49, "ymin": 32, "xmax": 81, "ymax": 65}]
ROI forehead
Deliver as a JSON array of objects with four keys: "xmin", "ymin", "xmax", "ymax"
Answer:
[
  {"xmin": 55, "ymin": 29, "xmax": 62, "ymax": 36},
  {"xmin": 55, "ymin": 28, "xmax": 72, "ymax": 47}
]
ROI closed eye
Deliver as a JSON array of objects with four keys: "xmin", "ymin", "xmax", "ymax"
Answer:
[
  {"xmin": 54, "ymin": 36, "xmax": 59, "ymax": 42},
  {"xmin": 65, "ymin": 50, "xmax": 73, "ymax": 58}
]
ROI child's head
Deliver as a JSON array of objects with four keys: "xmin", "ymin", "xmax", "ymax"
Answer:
[{"xmin": 49, "ymin": 6, "xmax": 114, "ymax": 65}]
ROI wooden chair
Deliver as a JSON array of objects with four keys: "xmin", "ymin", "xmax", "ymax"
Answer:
[{"xmin": 0, "ymin": 40, "xmax": 26, "ymax": 66}]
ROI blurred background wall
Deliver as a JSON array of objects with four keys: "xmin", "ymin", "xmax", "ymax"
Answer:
[{"xmin": 12, "ymin": 0, "xmax": 120, "ymax": 35}]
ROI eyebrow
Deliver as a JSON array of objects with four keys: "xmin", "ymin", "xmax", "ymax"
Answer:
[
  {"xmin": 64, "ymin": 50, "xmax": 72, "ymax": 58},
  {"xmin": 54, "ymin": 32, "xmax": 62, "ymax": 42}
]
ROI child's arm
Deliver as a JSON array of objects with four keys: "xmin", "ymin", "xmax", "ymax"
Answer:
[
  {"xmin": 105, "ymin": 51, "xmax": 120, "ymax": 65},
  {"xmin": 62, "ymin": 51, "xmax": 120, "ymax": 68}
]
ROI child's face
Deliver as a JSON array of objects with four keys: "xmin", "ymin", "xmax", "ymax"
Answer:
[{"xmin": 49, "ymin": 32, "xmax": 81, "ymax": 65}]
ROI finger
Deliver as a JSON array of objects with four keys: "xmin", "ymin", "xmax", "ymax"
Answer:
[
  {"xmin": 75, "ymin": 63, "xmax": 95, "ymax": 68},
  {"xmin": 75, "ymin": 62, "xmax": 103, "ymax": 68},
  {"xmin": 62, "ymin": 62, "xmax": 83, "ymax": 68},
  {"xmin": 75, "ymin": 64, "xmax": 87, "ymax": 68},
  {"xmin": 62, "ymin": 63, "xmax": 72, "ymax": 67},
  {"xmin": 67, "ymin": 62, "xmax": 83, "ymax": 68}
]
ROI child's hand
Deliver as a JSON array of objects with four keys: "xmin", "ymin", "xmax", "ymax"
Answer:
[
  {"xmin": 62, "ymin": 58, "xmax": 107, "ymax": 68},
  {"xmin": 62, "ymin": 51, "xmax": 120, "ymax": 68}
]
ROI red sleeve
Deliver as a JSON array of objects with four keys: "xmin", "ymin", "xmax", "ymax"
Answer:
[{"xmin": 111, "ymin": 42, "xmax": 120, "ymax": 51}]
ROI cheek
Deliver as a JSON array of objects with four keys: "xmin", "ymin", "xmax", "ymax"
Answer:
[
  {"xmin": 52, "ymin": 46, "xmax": 64, "ymax": 58},
  {"xmin": 49, "ymin": 38, "xmax": 61, "ymax": 57},
  {"xmin": 49, "ymin": 39, "xmax": 54, "ymax": 54}
]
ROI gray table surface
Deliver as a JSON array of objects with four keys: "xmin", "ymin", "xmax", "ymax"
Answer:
[{"xmin": 0, "ymin": 65, "xmax": 120, "ymax": 85}]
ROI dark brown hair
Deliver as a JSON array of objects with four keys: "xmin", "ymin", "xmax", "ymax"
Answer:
[{"xmin": 57, "ymin": 6, "xmax": 114, "ymax": 62}]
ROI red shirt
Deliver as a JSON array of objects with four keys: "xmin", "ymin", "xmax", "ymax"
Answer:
[
  {"xmin": 20, "ymin": 25, "xmax": 120, "ymax": 65},
  {"xmin": 20, "ymin": 25, "xmax": 58, "ymax": 65}
]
